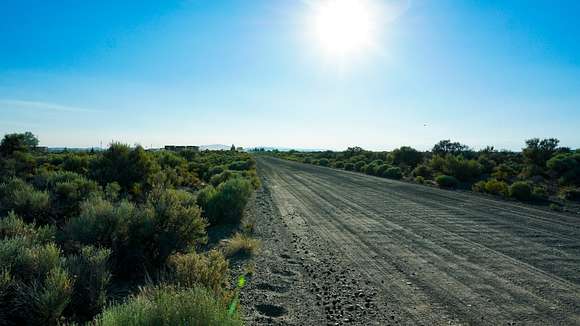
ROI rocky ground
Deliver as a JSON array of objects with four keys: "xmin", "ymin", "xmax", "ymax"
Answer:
[{"xmin": 239, "ymin": 156, "xmax": 580, "ymax": 325}]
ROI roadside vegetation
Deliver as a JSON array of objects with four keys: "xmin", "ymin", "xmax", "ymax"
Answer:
[
  {"xmin": 0, "ymin": 132, "xmax": 258, "ymax": 325},
  {"xmin": 265, "ymin": 139, "xmax": 580, "ymax": 210}
]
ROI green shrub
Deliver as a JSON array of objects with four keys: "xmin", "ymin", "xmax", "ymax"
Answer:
[
  {"xmin": 95, "ymin": 285, "xmax": 241, "ymax": 326},
  {"xmin": 0, "ymin": 178, "xmax": 50, "ymax": 222},
  {"xmin": 209, "ymin": 170, "xmax": 239, "ymax": 187},
  {"xmin": 375, "ymin": 164, "xmax": 391, "ymax": 177},
  {"xmin": 484, "ymin": 180, "xmax": 509, "ymax": 197},
  {"xmin": 197, "ymin": 178, "xmax": 252, "ymax": 226},
  {"xmin": 318, "ymin": 158, "xmax": 330, "ymax": 167},
  {"xmin": 436, "ymin": 175, "xmax": 459, "ymax": 189},
  {"xmin": 63, "ymin": 198, "xmax": 151, "ymax": 277},
  {"xmin": 412, "ymin": 164, "xmax": 432, "ymax": 179},
  {"xmin": 333, "ymin": 161, "xmax": 345, "ymax": 169},
  {"xmin": 0, "ymin": 212, "xmax": 55, "ymax": 244},
  {"xmin": 443, "ymin": 156, "xmax": 482, "ymax": 182},
  {"xmin": 344, "ymin": 163, "xmax": 355, "ymax": 171},
  {"xmin": 92, "ymin": 144, "xmax": 160, "ymax": 196},
  {"xmin": 492, "ymin": 164, "xmax": 517, "ymax": 182},
  {"xmin": 354, "ymin": 161, "xmax": 366, "ymax": 172},
  {"xmin": 65, "ymin": 192, "xmax": 207, "ymax": 278},
  {"xmin": 415, "ymin": 176, "xmax": 425, "ymax": 184},
  {"xmin": 383, "ymin": 167, "xmax": 402, "ymax": 180},
  {"xmin": 227, "ymin": 160, "xmax": 254, "ymax": 171},
  {"xmin": 146, "ymin": 189, "xmax": 207, "ymax": 266},
  {"xmin": 472, "ymin": 181, "xmax": 486, "ymax": 193},
  {"xmin": 205, "ymin": 166, "xmax": 225, "ymax": 180},
  {"xmin": 104, "ymin": 182, "xmax": 121, "ymax": 201},
  {"xmin": 65, "ymin": 246, "xmax": 112, "ymax": 321},
  {"xmin": 390, "ymin": 146, "xmax": 423, "ymax": 168},
  {"xmin": 509, "ymin": 182, "xmax": 533, "ymax": 201},
  {"xmin": 0, "ymin": 236, "xmax": 69, "ymax": 325},
  {"xmin": 31, "ymin": 267, "xmax": 73, "ymax": 326},
  {"xmin": 532, "ymin": 186, "xmax": 548, "ymax": 201}
]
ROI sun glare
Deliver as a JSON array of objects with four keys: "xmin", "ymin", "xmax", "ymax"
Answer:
[{"xmin": 311, "ymin": 0, "xmax": 378, "ymax": 57}]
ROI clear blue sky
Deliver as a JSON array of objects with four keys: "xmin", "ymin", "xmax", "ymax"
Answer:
[{"xmin": 1, "ymin": 0, "xmax": 579, "ymax": 150}]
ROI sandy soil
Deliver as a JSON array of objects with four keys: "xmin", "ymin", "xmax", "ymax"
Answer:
[{"xmin": 240, "ymin": 156, "xmax": 580, "ymax": 325}]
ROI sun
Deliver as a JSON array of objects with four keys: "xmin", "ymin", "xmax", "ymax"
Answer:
[{"xmin": 310, "ymin": 0, "xmax": 378, "ymax": 57}]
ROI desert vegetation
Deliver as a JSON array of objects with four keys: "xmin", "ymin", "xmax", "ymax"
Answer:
[
  {"xmin": 267, "ymin": 139, "xmax": 580, "ymax": 210},
  {"xmin": 0, "ymin": 132, "xmax": 258, "ymax": 325}
]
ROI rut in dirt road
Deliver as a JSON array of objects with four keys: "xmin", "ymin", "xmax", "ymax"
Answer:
[{"xmin": 243, "ymin": 156, "xmax": 580, "ymax": 326}]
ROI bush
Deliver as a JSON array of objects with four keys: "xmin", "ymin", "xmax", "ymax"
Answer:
[
  {"xmin": 65, "ymin": 191, "xmax": 207, "ymax": 278},
  {"xmin": 390, "ymin": 146, "xmax": 423, "ymax": 168},
  {"xmin": 0, "ymin": 178, "xmax": 50, "ymax": 222},
  {"xmin": 31, "ymin": 267, "xmax": 73, "ymax": 326},
  {"xmin": 492, "ymin": 164, "xmax": 517, "ymax": 182},
  {"xmin": 415, "ymin": 176, "xmax": 425, "ymax": 184},
  {"xmin": 95, "ymin": 285, "xmax": 241, "ymax": 326},
  {"xmin": 318, "ymin": 158, "xmax": 330, "ymax": 167},
  {"xmin": 344, "ymin": 163, "xmax": 355, "ymax": 171},
  {"xmin": 412, "ymin": 164, "xmax": 432, "ymax": 179},
  {"xmin": 436, "ymin": 175, "xmax": 459, "ymax": 189},
  {"xmin": 383, "ymin": 167, "xmax": 402, "ymax": 180},
  {"xmin": 65, "ymin": 246, "xmax": 112, "ymax": 321},
  {"xmin": 484, "ymin": 180, "xmax": 509, "ymax": 197},
  {"xmin": 228, "ymin": 160, "xmax": 254, "ymax": 171},
  {"xmin": 0, "ymin": 235, "xmax": 70, "ymax": 325},
  {"xmin": 333, "ymin": 161, "xmax": 345, "ymax": 169},
  {"xmin": 354, "ymin": 161, "xmax": 366, "ymax": 172},
  {"xmin": 532, "ymin": 186, "xmax": 548, "ymax": 201},
  {"xmin": 0, "ymin": 212, "xmax": 55, "ymax": 244},
  {"xmin": 509, "ymin": 182, "xmax": 533, "ymax": 201},
  {"xmin": 167, "ymin": 250, "xmax": 229, "ymax": 298},
  {"xmin": 36, "ymin": 171, "xmax": 101, "ymax": 219},
  {"xmin": 197, "ymin": 178, "xmax": 252, "ymax": 225},
  {"xmin": 146, "ymin": 188, "xmax": 208, "ymax": 266},
  {"xmin": 209, "ymin": 170, "xmax": 239, "ymax": 187},
  {"xmin": 443, "ymin": 156, "xmax": 482, "ymax": 182},
  {"xmin": 92, "ymin": 144, "xmax": 160, "ymax": 196},
  {"xmin": 375, "ymin": 164, "xmax": 391, "ymax": 177}
]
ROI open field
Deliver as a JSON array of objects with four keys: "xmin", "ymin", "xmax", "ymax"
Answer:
[{"xmin": 242, "ymin": 156, "xmax": 580, "ymax": 325}]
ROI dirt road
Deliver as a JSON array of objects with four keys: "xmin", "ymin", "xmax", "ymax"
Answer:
[{"xmin": 241, "ymin": 156, "xmax": 580, "ymax": 325}]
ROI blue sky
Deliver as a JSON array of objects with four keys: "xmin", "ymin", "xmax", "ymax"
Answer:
[{"xmin": 1, "ymin": 0, "xmax": 579, "ymax": 150}]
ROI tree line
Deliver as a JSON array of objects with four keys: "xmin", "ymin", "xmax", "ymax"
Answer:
[{"xmin": 271, "ymin": 139, "xmax": 580, "ymax": 210}]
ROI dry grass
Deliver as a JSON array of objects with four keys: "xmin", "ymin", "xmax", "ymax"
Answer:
[{"xmin": 221, "ymin": 233, "xmax": 260, "ymax": 258}]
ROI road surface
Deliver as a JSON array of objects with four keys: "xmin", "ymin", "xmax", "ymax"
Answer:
[{"xmin": 241, "ymin": 156, "xmax": 580, "ymax": 325}]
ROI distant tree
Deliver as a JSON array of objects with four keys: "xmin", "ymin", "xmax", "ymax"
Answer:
[
  {"xmin": 230, "ymin": 144, "xmax": 236, "ymax": 151},
  {"xmin": 344, "ymin": 147, "xmax": 364, "ymax": 158},
  {"xmin": 390, "ymin": 146, "xmax": 423, "ymax": 168},
  {"xmin": 0, "ymin": 132, "xmax": 39, "ymax": 156},
  {"xmin": 22, "ymin": 131, "xmax": 39, "ymax": 148},
  {"xmin": 523, "ymin": 138, "xmax": 560, "ymax": 168},
  {"xmin": 432, "ymin": 140, "xmax": 469, "ymax": 156},
  {"xmin": 92, "ymin": 143, "xmax": 160, "ymax": 195}
]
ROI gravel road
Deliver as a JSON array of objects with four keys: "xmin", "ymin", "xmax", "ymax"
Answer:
[{"xmin": 241, "ymin": 156, "xmax": 580, "ymax": 325}]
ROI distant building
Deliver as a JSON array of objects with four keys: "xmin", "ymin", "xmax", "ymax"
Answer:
[{"xmin": 164, "ymin": 145, "xmax": 199, "ymax": 153}]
